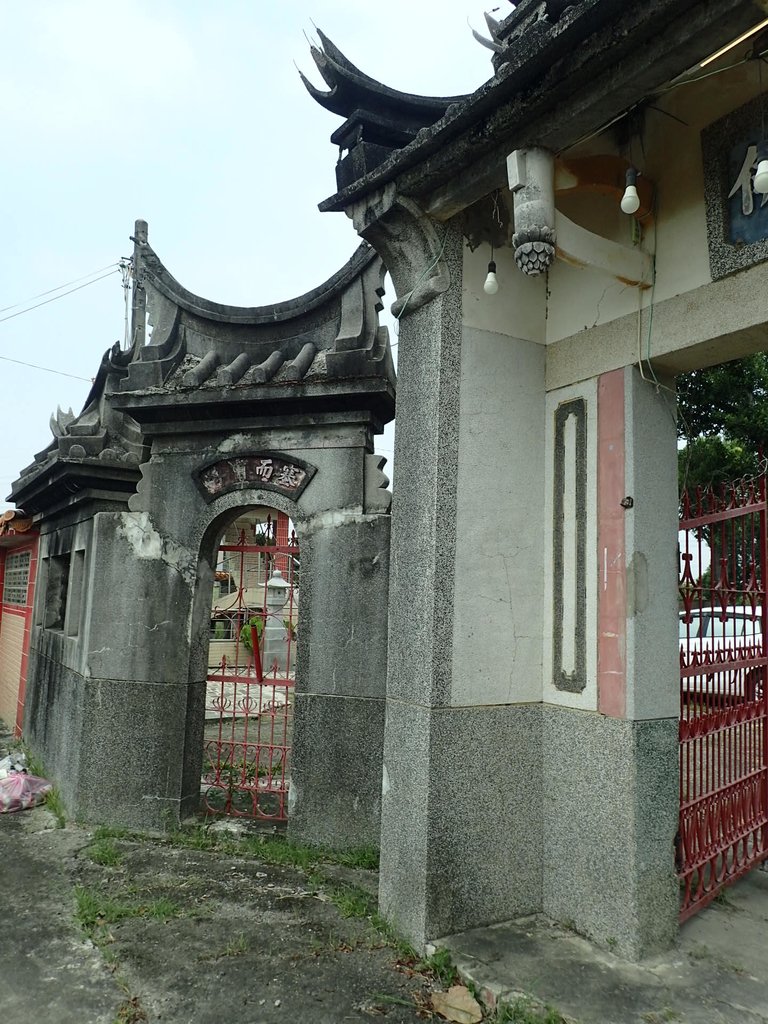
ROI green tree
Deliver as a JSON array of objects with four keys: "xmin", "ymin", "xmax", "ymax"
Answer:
[
  {"xmin": 239, "ymin": 614, "xmax": 264, "ymax": 652},
  {"xmin": 677, "ymin": 353, "xmax": 768, "ymax": 493}
]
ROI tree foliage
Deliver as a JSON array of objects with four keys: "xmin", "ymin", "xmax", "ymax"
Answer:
[{"xmin": 677, "ymin": 354, "xmax": 768, "ymax": 493}]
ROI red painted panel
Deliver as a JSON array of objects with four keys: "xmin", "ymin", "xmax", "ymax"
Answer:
[
  {"xmin": 597, "ymin": 370, "xmax": 627, "ymax": 718},
  {"xmin": 0, "ymin": 537, "xmax": 39, "ymax": 736}
]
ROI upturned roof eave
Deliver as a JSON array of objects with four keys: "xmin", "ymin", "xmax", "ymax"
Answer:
[
  {"xmin": 316, "ymin": 0, "xmax": 757, "ymax": 215},
  {"xmin": 302, "ymin": 28, "xmax": 469, "ymax": 121}
]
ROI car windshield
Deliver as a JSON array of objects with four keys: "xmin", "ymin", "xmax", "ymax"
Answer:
[{"xmin": 679, "ymin": 610, "xmax": 762, "ymax": 642}]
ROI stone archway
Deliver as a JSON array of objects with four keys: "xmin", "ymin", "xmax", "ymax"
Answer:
[{"xmin": 17, "ymin": 226, "xmax": 394, "ymax": 848}]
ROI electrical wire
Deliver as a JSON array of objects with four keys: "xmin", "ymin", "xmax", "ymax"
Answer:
[
  {"xmin": 0, "ymin": 262, "xmax": 121, "ymax": 314},
  {"xmin": 632, "ymin": 190, "xmax": 695, "ymax": 491},
  {"xmin": 0, "ymin": 353, "xmax": 92, "ymax": 382},
  {"xmin": 391, "ymin": 227, "xmax": 450, "ymax": 343},
  {"xmin": 563, "ymin": 46, "xmax": 768, "ymax": 157},
  {"xmin": 0, "ymin": 268, "xmax": 120, "ymax": 325}
]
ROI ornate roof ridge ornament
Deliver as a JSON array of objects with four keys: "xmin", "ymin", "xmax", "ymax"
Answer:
[
  {"xmin": 471, "ymin": 12, "xmax": 506, "ymax": 55},
  {"xmin": 299, "ymin": 29, "xmax": 469, "ymax": 191},
  {"xmin": 488, "ymin": 0, "xmax": 580, "ymax": 68},
  {"xmin": 117, "ymin": 218, "xmax": 394, "ymax": 397}
]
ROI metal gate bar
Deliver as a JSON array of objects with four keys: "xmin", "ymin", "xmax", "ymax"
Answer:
[
  {"xmin": 202, "ymin": 516, "xmax": 298, "ymax": 821},
  {"xmin": 678, "ymin": 478, "xmax": 768, "ymax": 921}
]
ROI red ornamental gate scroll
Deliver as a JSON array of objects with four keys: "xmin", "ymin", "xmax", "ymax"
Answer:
[
  {"xmin": 202, "ymin": 514, "xmax": 299, "ymax": 821},
  {"xmin": 678, "ymin": 476, "xmax": 768, "ymax": 921}
]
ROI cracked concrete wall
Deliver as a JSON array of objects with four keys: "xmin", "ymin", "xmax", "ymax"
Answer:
[
  {"xmin": 24, "ymin": 414, "xmax": 392, "ymax": 833},
  {"xmin": 25, "ymin": 510, "xmax": 200, "ymax": 829}
]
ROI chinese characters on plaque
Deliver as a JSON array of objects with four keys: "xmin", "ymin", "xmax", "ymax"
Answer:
[
  {"xmin": 198, "ymin": 456, "xmax": 314, "ymax": 500},
  {"xmin": 701, "ymin": 97, "xmax": 768, "ymax": 280},
  {"xmin": 727, "ymin": 140, "xmax": 768, "ymax": 244}
]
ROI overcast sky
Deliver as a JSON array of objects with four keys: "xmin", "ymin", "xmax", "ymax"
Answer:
[{"xmin": 0, "ymin": 1, "xmax": 499, "ymax": 509}]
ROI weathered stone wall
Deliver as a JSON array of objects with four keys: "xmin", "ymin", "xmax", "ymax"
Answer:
[{"xmin": 24, "ymin": 412, "xmax": 392, "ymax": 837}]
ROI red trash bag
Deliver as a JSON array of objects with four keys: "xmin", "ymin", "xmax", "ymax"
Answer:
[{"xmin": 0, "ymin": 773, "xmax": 52, "ymax": 813}]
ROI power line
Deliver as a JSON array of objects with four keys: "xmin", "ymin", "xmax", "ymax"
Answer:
[
  {"xmin": 0, "ymin": 268, "xmax": 120, "ymax": 325},
  {"xmin": 0, "ymin": 262, "xmax": 121, "ymax": 314},
  {"xmin": 0, "ymin": 353, "xmax": 92, "ymax": 382}
]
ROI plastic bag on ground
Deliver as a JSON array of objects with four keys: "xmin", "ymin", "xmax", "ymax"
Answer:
[
  {"xmin": 0, "ymin": 773, "xmax": 52, "ymax": 813},
  {"xmin": 0, "ymin": 751, "xmax": 27, "ymax": 778}
]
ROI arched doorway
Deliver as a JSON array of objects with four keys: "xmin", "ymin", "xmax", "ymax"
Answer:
[
  {"xmin": 17, "ymin": 229, "xmax": 394, "ymax": 850},
  {"xmin": 201, "ymin": 507, "xmax": 299, "ymax": 821}
]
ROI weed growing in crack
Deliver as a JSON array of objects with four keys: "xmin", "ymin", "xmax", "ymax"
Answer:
[
  {"xmin": 414, "ymin": 947, "xmax": 458, "ymax": 988},
  {"xmin": 495, "ymin": 996, "xmax": 567, "ymax": 1023},
  {"xmin": 43, "ymin": 788, "xmax": 67, "ymax": 828},
  {"xmin": 113, "ymin": 996, "xmax": 148, "ymax": 1023}
]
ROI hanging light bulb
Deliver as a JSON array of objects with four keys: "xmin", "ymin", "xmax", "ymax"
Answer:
[
  {"xmin": 755, "ymin": 158, "xmax": 768, "ymax": 194},
  {"xmin": 484, "ymin": 259, "xmax": 499, "ymax": 295},
  {"xmin": 620, "ymin": 167, "xmax": 641, "ymax": 215}
]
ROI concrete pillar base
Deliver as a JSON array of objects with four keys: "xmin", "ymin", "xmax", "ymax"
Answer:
[
  {"xmin": 379, "ymin": 701, "xmax": 543, "ymax": 948},
  {"xmin": 288, "ymin": 693, "xmax": 385, "ymax": 849}
]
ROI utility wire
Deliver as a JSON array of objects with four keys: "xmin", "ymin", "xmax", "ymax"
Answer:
[
  {"xmin": 0, "ymin": 262, "xmax": 121, "ymax": 314},
  {"xmin": 0, "ymin": 353, "xmax": 92, "ymax": 382},
  {"xmin": 0, "ymin": 268, "xmax": 120, "ymax": 324}
]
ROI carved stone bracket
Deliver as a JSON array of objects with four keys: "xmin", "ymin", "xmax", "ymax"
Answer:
[
  {"xmin": 507, "ymin": 148, "xmax": 557, "ymax": 276},
  {"xmin": 349, "ymin": 185, "xmax": 451, "ymax": 319},
  {"xmin": 364, "ymin": 453, "xmax": 392, "ymax": 514}
]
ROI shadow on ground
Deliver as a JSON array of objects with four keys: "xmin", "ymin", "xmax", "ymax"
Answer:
[{"xmin": 0, "ymin": 806, "xmax": 442, "ymax": 1024}]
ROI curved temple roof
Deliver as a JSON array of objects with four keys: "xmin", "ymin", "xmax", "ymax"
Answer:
[
  {"xmin": 9, "ymin": 226, "xmax": 395, "ymax": 512},
  {"xmin": 300, "ymin": 29, "xmax": 467, "ymax": 124},
  {"xmin": 308, "ymin": 0, "xmax": 755, "ymax": 217},
  {"xmin": 299, "ymin": 29, "xmax": 469, "ymax": 190}
]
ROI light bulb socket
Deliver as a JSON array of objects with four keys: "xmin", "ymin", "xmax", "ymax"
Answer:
[
  {"xmin": 621, "ymin": 167, "xmax": 641, "ymax": 215},
  {"xmin": 755, "ymin": 157, "xmax": 768, "ymax": 195},
  {"xmin": 483, "ymin": 262, "xmax": 499, "ymax": 295}
]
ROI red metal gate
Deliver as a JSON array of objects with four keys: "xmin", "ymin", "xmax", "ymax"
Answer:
[
  {"xmin": 202, "ymin": 514, "xmax": 298, "ymax": 821},
  {"xmin": 678, "ymin": 477, "xmax": 768, "ymax": 920}
]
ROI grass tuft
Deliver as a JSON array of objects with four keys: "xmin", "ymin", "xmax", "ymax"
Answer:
[
  {"xmin": 160, "ymin": 823, "xmax": 378, "ymax": 872},
  {"xmin": 495, "ymin": 996, "xmax": 567, "ymax": 1023},
  {"xmin": 87, "ymin": 837, "xmax": 124, "ymax": 867},
  {"xmin": 74, "ymin": 885, "xmax": 180, "ymax": 938},
  {"xmin": 223, "ymin": 933, "xmax": 249, "ymax": 957},
  {"xmin": 324, "ymin": 882, "xmax": 376, "ymax": 919},
  {"xmin": 43, "ymin": 787, "xmax": 67, "ymax": 828}
]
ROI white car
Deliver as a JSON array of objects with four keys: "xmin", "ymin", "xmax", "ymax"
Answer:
[{"xmin": 679, "ymin": 606, "xmax": 765, "ymax": 702}]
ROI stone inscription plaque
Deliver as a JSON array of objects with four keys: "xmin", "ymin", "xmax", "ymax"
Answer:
[
  {"xmin": 702, "ymin": 96, "xmax": 768, "ymax": 280},
  {"xmin": 197, "ymin": 454, "xmax": 315, "ymax": 502}
]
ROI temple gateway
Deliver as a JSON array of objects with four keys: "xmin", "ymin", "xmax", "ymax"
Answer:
[{"xmin": 9, "ymin": 0, "xmax": 768, "ymax": 960}]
